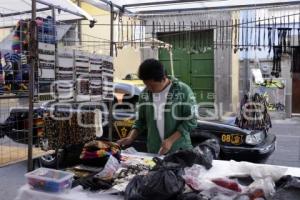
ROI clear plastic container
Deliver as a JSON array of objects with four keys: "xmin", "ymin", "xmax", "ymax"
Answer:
[{"xmin": 25, "ymin": 168, "xmax": 74, "ymax": 193}]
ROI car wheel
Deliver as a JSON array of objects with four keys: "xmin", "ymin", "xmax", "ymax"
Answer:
[{"xmin": 40, "ymin": 150, "xmax": 64, "ymax": 168}]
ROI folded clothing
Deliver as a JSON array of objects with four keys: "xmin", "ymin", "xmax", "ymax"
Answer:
[{"xmin": 80, "ymin": 140, "xmax": 121, "ymax": 167}]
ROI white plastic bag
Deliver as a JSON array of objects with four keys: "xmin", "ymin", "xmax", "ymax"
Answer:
[
  {"xmin": 182, "ymin": 164, "xmax": 209, "ymax": 191},
  {"xmin": 95, "ymin": 155, "xmax": 121, "ymax": 180},
  {"xmin": 248, "ymin": 177, "xmax": 276, "ymax": 198}
]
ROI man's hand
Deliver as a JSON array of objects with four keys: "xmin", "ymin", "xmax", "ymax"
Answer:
[
  {"xmin": 116, "ymin": 129, "xmax": 139, "ymax": 147},
  {"xmin": 158, "ymin": 138, "xmax": 173, "ymax": 155},
  {"xmin": 158, "ymin": 131, "xmax": 182, "ymax": 155},
  {"xmin": 116, "ymin": 137, "xmax": 134, "ymax": 147}
]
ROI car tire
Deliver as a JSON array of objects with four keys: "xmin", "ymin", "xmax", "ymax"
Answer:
[{"xmin": 40, "ymin": 150, "xmax": 64, "ymax": 168}]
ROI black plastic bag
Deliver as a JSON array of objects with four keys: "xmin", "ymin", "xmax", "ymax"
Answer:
[
  {"xmin": 77, "ymin": 176, "xmax": 112, "ymax": 191},
  {"xmin": 124, "ymin": 164, "xmax": 185, "ymax": 200},
  {"xmin": 163, "ymin": 139, "xmax": 220, "ymax": 169},
  {"xmin": 124, "ymin": 175, "xmax": 146, "ymax": 200},
  {"xmin": 198, "ymin": 139, "xmax": 220, "ymax": 159},
  {"xmin": 271, "ymin": 175, "xmax": 300, "ymax": 200}
]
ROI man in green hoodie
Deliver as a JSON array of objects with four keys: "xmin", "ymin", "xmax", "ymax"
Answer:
[{"xmin": 117, "ymin": 59, "xmax": 197, "ymax": 155}]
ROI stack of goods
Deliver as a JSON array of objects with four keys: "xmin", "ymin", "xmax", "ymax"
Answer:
[
  {"xmin": 80, "ymin": 140, "xmax": 121, "ymax": 167},
  {"xmin": 37, "ymin": 43, "xmax": 55, "ymax": 100},
  {"xmin": 235, "ymin": 93, "xmax": 272, "ymax": 131},
  {"xmin": 101, "ymin": 56, "xmax": 114, "ymax": 100},
  {"xmin": 35, "ymin": 16, "xmax": 56, "ymax": 44},
  {"xmin": 56, "ymin": 48, "xmax": 74, "ymax": 102},
  {"xmin": 75, "ymin": 51, "xmax": 90, "ymax": 101},
  {"xmin": 89, "ymin": 54, "xmax": 102, "ymax": 101},
  {"xmin": 0, "ymin": 51, "xmax": 29, "ymax": 94},
  {"xmin": 12, "ymin": 19, "xmax": 29, "ymax": 53}
]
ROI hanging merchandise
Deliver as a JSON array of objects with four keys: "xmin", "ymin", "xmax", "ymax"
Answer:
[
  {"xmin": 235, "ymin": 93, "xmax": 272, "ymax": 131},
  {"xmin": 43, "ymin": 111, "xmax": 96, "ymax": 150},
  {"xmin": 38, "ymin": 42, "xmax": 56, "ymax": 100},
  {"xmin": 1, "ymin": 51, "xmax": 29, "ymax": 94},
  {"xmin": 101, "ymin": 56, "xmax": 114, "ymax": 100},
  {"xmin": 12, "ymin": 19, "xmax": 30, "ymax": 53},
  {"xmin": 75, "ymin": 50, "xmax": 90, "ymax": 102},
  {"xmin": 89, "ymin": 54, "xmax": 102, "ymax": 101},
  {"xmin": 36, "ymin": 16, "xmax": 56, "ymax": 44},
  {"xmin": 15, "ymin": 53, "xmax": 29, "ymax": 92},
  {"xmin": 272, "ymin": 46, "xmax": 282, "ymax": 78},
  {"xmin": 56, "ymin": 48, "xmax": 74, "ymax": 102}
]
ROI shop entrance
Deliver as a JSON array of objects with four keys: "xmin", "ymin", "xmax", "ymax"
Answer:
[
  {"xmin": 157, "ymin": 30, "xmax": 214, "ymax": 103},
  {"xmin": 292, "ymin": 77, "xmax": 300, "ymax": 113}
]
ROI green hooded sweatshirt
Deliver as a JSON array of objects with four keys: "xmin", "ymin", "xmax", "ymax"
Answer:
[{"xmin": 132, "ymin": 76, "xmax": 197, "ymax": 154}]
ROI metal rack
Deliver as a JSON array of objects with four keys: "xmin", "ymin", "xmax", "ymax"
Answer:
[{"xmin": 0, "ymin": 0, "xmax": 98, "ymax": 171}]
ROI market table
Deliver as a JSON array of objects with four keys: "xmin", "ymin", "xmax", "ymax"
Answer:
[{"xmin": 14, "ymin": 159, "xmax": 300, "ymax": 200}]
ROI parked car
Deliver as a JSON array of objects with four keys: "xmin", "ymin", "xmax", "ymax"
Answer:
[
  {"xmin": 0, "ymin": 82, "xmax": 276, "ymax": 167},
  {"xmin": 114, "ymin": 73, "xmax": 145, "ymax": 90}
]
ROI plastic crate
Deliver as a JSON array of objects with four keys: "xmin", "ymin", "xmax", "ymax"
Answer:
[{"xmin": 25, "ymin": 168, "xmax": 74, "ymax": 193}]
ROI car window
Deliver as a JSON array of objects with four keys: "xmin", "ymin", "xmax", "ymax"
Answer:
[{"xmin": 124, "ymin": 74, "xmax": 139, "ymax": 80}]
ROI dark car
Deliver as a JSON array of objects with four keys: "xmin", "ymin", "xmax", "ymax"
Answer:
[{"xmin": 1, "ymin": 82, "xmax": 276, "ymax": 166}]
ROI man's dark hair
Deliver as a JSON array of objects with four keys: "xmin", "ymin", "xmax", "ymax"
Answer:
[{"xmin": 138, "ymin": 59, "xmax": 167, "ymax": 81}]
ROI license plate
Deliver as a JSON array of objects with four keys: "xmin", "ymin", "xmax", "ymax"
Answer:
[{"xmin": 221, "ymin": 134, "xmax": 243, "ymax": 145}]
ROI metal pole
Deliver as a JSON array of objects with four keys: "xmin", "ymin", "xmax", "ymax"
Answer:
[
  {"xmin": 77, "ymin": 0, "xmax": 82, "ymax": 45},
  {"xmin": 28, "ymin": 0, "xmax": 36, "ymax": 172},
  {"xmin": 52, "ymin": 6, "xmax": 60, "ymax": 170},
  {"xmin": 108, "ymin": 2, "xmax": 114, "ymax": 141}
]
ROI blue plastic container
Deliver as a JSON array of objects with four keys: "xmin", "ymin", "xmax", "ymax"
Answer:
[{"xmin": 25, "ymin": 168, "xmax": 74, "ymax": 193}]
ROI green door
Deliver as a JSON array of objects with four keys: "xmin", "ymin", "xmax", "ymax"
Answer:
[{"xmin": 158, "ymin": 30, "xmax": 214, "ymax": 103}]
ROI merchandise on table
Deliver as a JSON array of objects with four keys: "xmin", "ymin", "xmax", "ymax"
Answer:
[
  {"xmin": 25, "ymin": 168, "xmax": 74, "ymax": 193},
  {"xmin": 120, "ymin": 153, "xmax": 156, "ymax": 168},
  {"xmin": 80, "ymin": 140, "xmax": 121, "ymax": 167}
]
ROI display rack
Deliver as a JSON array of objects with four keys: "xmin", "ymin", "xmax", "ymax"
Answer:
[{"xmin": 0, "ymin": 1, "xmax": 105, "ymax": 171}]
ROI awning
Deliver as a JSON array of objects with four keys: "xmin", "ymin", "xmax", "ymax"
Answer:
[
  {"xmin": 0, "ymin": 0, "xmax": 95, "ymax": 28},
  {"xmin": 89, "ymin": 0, "xmax": 300, "ymax": 14}
]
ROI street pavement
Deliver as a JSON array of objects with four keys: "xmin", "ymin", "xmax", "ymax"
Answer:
[
  {"xmin": 265, "ymin": 118, "xmax": 300, "ymax": 168},
  {"xmin": 1, "ymin": 117, "xmax": 300, "ymax": 199}
]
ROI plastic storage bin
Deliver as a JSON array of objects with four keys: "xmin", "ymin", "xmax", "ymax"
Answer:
[{"xmin": 25, "ymin": 168, "xmax": 74, "ymax": 193}]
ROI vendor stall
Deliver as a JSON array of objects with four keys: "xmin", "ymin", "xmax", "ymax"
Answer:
[
  {"xmin": 3, "ymin": 1, "xmax": 300, "ymax": 199},
  {"xmin": 15, "ymin": 150, "xmax": 300, "ymax": 200}
]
